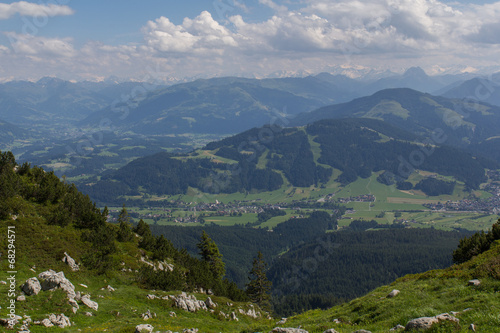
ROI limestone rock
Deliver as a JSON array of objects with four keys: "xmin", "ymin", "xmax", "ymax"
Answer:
[
  {"xmin": 169, "ymin": 311, "xmax": 177, "ymax": 317},
  {"xmin": 277, "ymin": 318, "xmax": 287, "ymax": 325},
  {"xmin": 38, "ymin": 270, "xmax": 76, "ymax": 299},
  {"xmin": 173, "ymin": 292, "xmax": 207, "ymax": 312},
  {"xmin": 135, "ymin": 324, "xmax": 154, "ymax": 333},
  {"xmin": 16, "ymin": 295, "xmax": 26, "ymax": 302},
  {"xmin": 406, "ymin": 317, "xmax": 439, "ymax": 330},
  {"xmin": 22, "ymin": 277, "xmax": 41, "ymax": 296},
  {"xmin": 271, "ymin": 328, "xmax": 308, "ymax": 333},
  {"xmin": 81, "ymin": 294, "xmax": 99, "ymax": 311},
  {"xmin": 106, "ymin": 285, "xmax": 115, "ymax": 292},
  {"xmin": 48, "ymin": 313, "xmax": 71, "ymax": 328},
  {"xmin": 205, "ymin": 297, "xmax": 217, "ymax": 309},
  {"xmin": 353, "ymin": 330, "xmax": 372, "ymax": 333},
  {"xmin": 389, "ymin": 324, "xmax": 405, "ymax": 331},
  {"xmin": 406, "ymin": 313, "xmax": 458, "ymax": 330},
  {"xmin": 323, "ymin": 329, "xmax": 339, "ymax": 333},
  {"xmin": 387, "ymin": 289, "xmax": 400, "ymax": 298},
  {"xmin": 40, "ymin": 318, "xmax": 54, "ymax": 327},
  {"xmin": 141, "ymin": 310, "xmax": 156, "ymax": 320},
  {"xmin": 469, "ymin": 323, "xmax": 477, "ymax": 332},
  {"xmin": 62, "ymin": 252, "xmax": 80, "ymax": 271},
  {"xmin": 231, "ymin": 311, "xmax": 239, "ymax": 321},
  {"xmin": 183, "ymin": 329, "xmax": 199, "ymax": 333},
  {"xmin": 468, "ymin": 279, "xmax": 481, "ymax": 286}
]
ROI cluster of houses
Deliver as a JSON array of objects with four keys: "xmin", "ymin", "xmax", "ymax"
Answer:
[{"xmin": 423, "ymin": 182, "xmax": 500, "ymax": 214}]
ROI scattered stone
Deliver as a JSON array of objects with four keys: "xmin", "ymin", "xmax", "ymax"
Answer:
[
  {"xmin": 271, "ymin": 328, "xmax": 308, "ymax": 333},
  {"xmin": 62, "ymin": 252, "xmax": 80, "ymax": 271},
  {"xmin": 40, "ymin": 319, "xmax": 54, "ymax": 328},
  {"xmin": 387, "ymin": 289, "xmax": 400, "ymax": 298},
  {"xmin": 0, "ymin": 281, "xmax": 6, "ymax": 285},
  {"xmin": 79, "ymin": 284, "xmax": 88, "ymax": 288},
  {"xmin": 0, "ymin": 316, "xmax": 20, "ymax": 329},
  {"xmin": 231, "ymin": 312, "xmax": 239, "ymax": 321},
  {"xmin": 169, "ymin": 311, "xmax": 177, "ymax": 317},
  {"xmin": 435, "ymin": 313, "xmax": 460, "ymax": 323},
  {"xmin": 389, "ymin": 324, "xmax": 405, "ymax": 331},
  {"xmin": 106, "ymin": 285, "xmax": 115, "ymax": 292},
  {"xmin": 183, "ymin": 329, "xmax": 199, "ymax": 333},
  {"xmin": 172, "ymin": 292, "xmax": 208, "ymax": 312},
  {"xmin": 141, "ymin": 310, "xmax": 156, "ymax": 320},
  {"xmin": 85, "ymin": 312, "xmax": 93, "ymax": 317},
  {"xmin": 332, "ymin": 319, "xmax": 341, "ymax": 324},
  {"xmin": 81, "ymin": 294, "xmax": 99, "ymax": 311},
  {"xmin": 353, "ymin": 330, "xmax": 372, "ymax": 333},
  {"xmin": 277, "ymin": 318, "xmax": 287, "ymax": 325},
  {"xmin": 22, "ymin": 277, "xmax": 41, "ymax": 296},
  {"xmin": 323, "ymin": 329, "xmax": 339, "ymax": 333},
  {"xmin": 405, "ymin": 313, "xmax": 459, "ymax": 330},
  {"xmin": 469, "ymin": 323, "xmax": 477, "ymax": 332},
  {"xmin": 205, "ymin": 297, "xmax": 217, "ymax": 309},
  {"xmin": 468, "ymin": 279, "xmax": 481, "ymax": 286},
  {"xmin": 463, "ymin": 308, "xmax": 473, "ymax": 312},
  {"xmin": 48, "ymin": 314, "xmax": 71, "ymax": 328},
  {"xmin": 17, "ymin": 295, "xmax": 26, "ymax": 302},
  {"xmin": 146, "ymin": 294, "xmax": 157, "ymax": 300},
  {"xmin": 135, "ymin": 324, "xmax": 154, "ymax": 333},
  {"xmin": 38, "ymin": 270, "xmax": 76, "ymax": 299},
  {"xmin": 226, "ymin": 302, "xmax": 233, "ymax": 306}
]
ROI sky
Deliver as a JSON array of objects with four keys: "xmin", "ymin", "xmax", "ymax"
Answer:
[{"xmin": 0, "ymin": 0, "xmax": 500, "ymax": 82}]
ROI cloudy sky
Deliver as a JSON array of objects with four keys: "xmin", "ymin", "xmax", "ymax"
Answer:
[{"xmin": 0, "ymin": 0, "xmax": 499, "ymax": 81}]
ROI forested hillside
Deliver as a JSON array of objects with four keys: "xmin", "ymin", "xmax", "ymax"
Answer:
[{"xmin": 82, "ymin": 118, "xmax": 493, "ymax": 204}]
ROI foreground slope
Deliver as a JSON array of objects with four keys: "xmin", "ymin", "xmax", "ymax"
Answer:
[{"xmin": 279, "ymin": 238, "xmax": 500, "ymax": 332}]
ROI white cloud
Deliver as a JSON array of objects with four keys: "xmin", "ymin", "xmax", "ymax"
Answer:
[
  {"xmin": 2, "ymin": 0, "xmax": 500, "ymax": 81},
  {"xmin": 0, "ymin": 1, "xmax": 74, "ymax": 20},
  {"xmin": 143, "ymin": 11, "xmax": 237, "ymax": 54},
  {"xmin": 4, "ymin": 33, "xmax": 76, "ymax": 57}
]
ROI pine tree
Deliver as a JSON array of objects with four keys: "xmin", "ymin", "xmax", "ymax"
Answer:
[
  {"xmin": 197, "ymin": 231, "xmax": 225, "ymax": 280},
  {"xmin": 246, "ymin": 251, "xmax": 272, "ymax": 310},
  {"xmin": 116, "ymin": 204, "xmax": 134, "ymax": 242}
]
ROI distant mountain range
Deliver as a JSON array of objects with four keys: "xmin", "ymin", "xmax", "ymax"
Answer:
[
  {"xmin": 0, "ymin": 77, "xmax": 166, "ymax": 125},
  {"xmin": 291, "ymin": 88, "xmax": 500, "ymax": 149}
]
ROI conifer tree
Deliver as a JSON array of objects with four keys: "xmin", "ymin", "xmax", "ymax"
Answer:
[
  {"xmin": 117, "ymin": 204, "xmax": 134, "ymax": 242},
  {"xmin": 197, "ymin": 231, "xmax": 225, "ymax": 280},
  {"xmin": 246, "ymin": 251, "xmax": 272, "ymax": 310}
]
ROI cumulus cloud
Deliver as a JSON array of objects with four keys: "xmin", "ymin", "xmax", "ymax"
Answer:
[
  {"xmin": 143, "ymin": 11, "xmax": 237, "ymax": 54},
  {"xmin": 1, "ymin": 0, "xmax": 500, "ymax": 81},
  {"xmin": 0, "ymin": 1, "xmax": 74, "ymax": 20},
  {"xmin": 5, "ymin": 33, "xmax": 76, "ymax": 57}
]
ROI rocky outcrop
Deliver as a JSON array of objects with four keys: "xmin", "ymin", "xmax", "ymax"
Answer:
[
  {"xmin": 239, "ymin": 306, "xmax": 261, "ymax": 318},
  {"xmin": 468, "ymin": 279, "xmax": 481, "ymax": 286},
  {"xmin": 38, "ymin": 270, "xmax": 76, "ymax": 299},
  {"xmin": 405, "ymin": 313, "xmax": 459, "ymax": 330},
  {"xmin": 271, "ymin": 328, "xmax": 308, "ymax": 333},
  {"xmin": 205, "ymin": 297, "xmax": 217, "ymax": 309},
  {"xmin": 172, "ymin": 292, "xmax": 208, "ymax": 312},
  {"xmin": 34, "ymin": 314, "xmax": 71, "ymax": 329},
  {"xmin": 81, "ymin": 294, "xmax": 99, "ymax": 311},
  {"xmin": 387, "ymin": 289, "xmax": 400, "ymax": 298},
  {"xmin": 136, "ymin": 324, "xmax": 154, "ymax": 333},
  {"xmin": 389, "ymin": 324, "xmax": 405, "ymax": 331},
  {"xmin": 22, "ymin": 277, "xmax": 41, "ymax": 296},
  {"xmin": 141, "ymin": 310, "xmax": 156, "ymax": 320},
  {"xmin": 62, "ymin": 252, "xmax": 80, "ymax": 271}
]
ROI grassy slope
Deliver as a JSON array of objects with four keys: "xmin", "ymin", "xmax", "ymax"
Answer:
[
  {"xmin": 0, "ymin": 199, "xmax": 270, "ymax": 332},
  {"xmin": 280, "ymin": 240, "xmax": 500, "ymax": 333}
]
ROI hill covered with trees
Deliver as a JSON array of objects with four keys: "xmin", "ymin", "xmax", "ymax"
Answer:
[{"xmin": 82, "ymin": 118, "xmax": 494, "ymax": 204}]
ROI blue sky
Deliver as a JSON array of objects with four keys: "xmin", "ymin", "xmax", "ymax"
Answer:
[{"xmin": 0, "ymin": 0, "xmax": 500, "ymax": 81}]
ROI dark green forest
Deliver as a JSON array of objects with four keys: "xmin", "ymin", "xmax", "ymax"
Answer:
[{"xmin": 82, "ymin": 118, "xmax": 494, "ymax": 204}]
